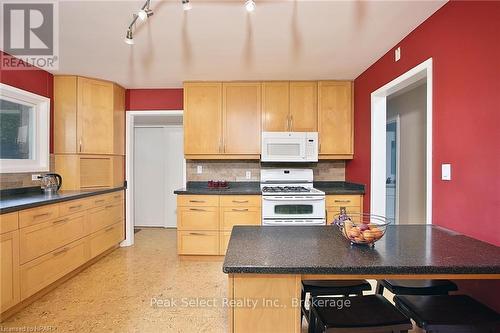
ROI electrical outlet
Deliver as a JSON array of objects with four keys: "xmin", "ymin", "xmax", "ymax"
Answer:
[
  {"xmin": 196, "ymin": 165, "xmax": 203, "ymax": 174},
  {"xmin": 395, "ymin": 47, "xmax": 401, "ymax": 62},
  {"xmin": 245, "ymin": 171, "xmax": 252, "ymax": 180},
  {"xmin": 441, "ymin": 164, "xmax": 451, "ymax": 181},
  {"xmin": 31, "ymin": 174, "xmax": 41, "ymax": 181}
]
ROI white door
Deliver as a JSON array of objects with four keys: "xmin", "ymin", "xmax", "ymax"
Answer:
[
  {"xmin": 163, "ymin": 126, "xmax": 184, "ymax": 227},
  {"xmin": 134, "ymin": 127, "xmax": 166, "ymax": 227}
]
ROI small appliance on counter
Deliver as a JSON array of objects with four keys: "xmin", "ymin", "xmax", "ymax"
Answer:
[
  {"xmin": 38, "ymin": 173, "xmax": 62, "ymax": 194},
  {"xmin": 207, "ymin": 180, "xmax": 229, "ymax": 189}
]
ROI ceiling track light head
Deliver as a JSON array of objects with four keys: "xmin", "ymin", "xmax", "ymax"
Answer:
[
  {"xmin": 182, "ymin": 0, "xmax": 192, "ymax": 11},
  {"xmin": 124, "ymin": 29, "xmax": 134, "ymax": 45},
  {"xmin": 245, "ymin": 0, "xmax": 256, "ymax": 12}
]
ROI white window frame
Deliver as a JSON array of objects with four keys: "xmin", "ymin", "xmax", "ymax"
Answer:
[{"xmin": 0, "ymin": 83, "xmax": 50, "ymax": 173}]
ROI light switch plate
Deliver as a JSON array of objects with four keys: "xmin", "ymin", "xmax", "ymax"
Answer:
[
  {"xmin": 31, "ymin": 174, "xmax": 41, "ymax": 181},
  {"xmin": 441, "ymin": 164, "xmax": 451, "ymax": 181},
  {"xmin": 196, "ymin": 165, "xmax": 203, "ymax": 174},
  {"xmin": 395, "ymin": 47, "xmax": 401, "ymax": 62},
  {"xmin": 245, "ymin": 171, "xmax": 252, "ymax": 180}
]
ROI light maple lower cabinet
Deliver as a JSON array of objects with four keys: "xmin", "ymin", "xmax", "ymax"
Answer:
[
  {"xmin": 0, "ymin": 190, "xmax": 125, "ymax": 318},
  {"xmin": 176, "ymin": 195, "xmax": 261, "ymax": 255},
  {"xmin": 1, "ymin": 230, "xmax": 20, "ymax": 311},
  {"xmin": 20, "ymin": 238, "xmax": 88, "ymax": 300},
  {"xmin": 326, "ymin": 194, "xmax": 363, "ymax": 225}
]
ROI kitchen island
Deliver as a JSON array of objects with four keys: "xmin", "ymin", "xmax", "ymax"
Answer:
[{"xmin": 223, "ymin": 225, "xmax": 500, "ymax": 333}]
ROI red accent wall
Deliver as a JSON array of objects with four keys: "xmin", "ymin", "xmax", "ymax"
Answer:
[
  {"xmin": 126, "ymin": 89, "xmax": 183, "ymax": 111},
  {"xmin": 347, "ymin": 1, "xmax": 500, "ymax": 246},
  {"xmin": 0, "ymin": 51, "xmax": 54, "ymax": 153}
]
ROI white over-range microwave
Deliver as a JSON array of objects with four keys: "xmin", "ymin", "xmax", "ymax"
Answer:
[{"xmin": 261, "ymin": 132, "xmax": 319, "ymax": 162}]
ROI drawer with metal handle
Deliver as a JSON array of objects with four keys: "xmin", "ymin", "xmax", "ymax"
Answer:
[
  {"xmin": 177, "ymin": 195, "xmax": 219, "ymax": 207},
  {"xmin": 89, "ymin": 222, "xmax": 124, "ymax": 259},
  {"xmin": 19, "ymin": 204, "xmax": 59, "ymax": 228},
  {"xmin": 19, "ymin": 238, "xmax": 88, "ymax": 300},
  {"xmin": 88, "ymin": 202, "xmax": 124, "ymax": 234},
  {"xmin": 177, "ymin": 230, "xmax": 219, "ymax": 255},
  {"xmin": 177, "ymin": 206, "xmax": 219, "ymax": 231},
  {"xmin": 19, "ymin": 211, "xmax": 87, "ymax": 264}
]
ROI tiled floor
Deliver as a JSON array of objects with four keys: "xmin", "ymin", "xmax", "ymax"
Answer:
[{"xmin": 2, "ymin": 228, "xmax": 416, "ymax": 332}]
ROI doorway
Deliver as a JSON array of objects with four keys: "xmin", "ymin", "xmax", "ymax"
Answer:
[
  {"xmin": 386, "ymin": 82, "xmax": 427, "ymax": 224},
  {"xmin": 124, "ymin": 111, "xmax": 185, "ymax": 247},
  {"xmin": 371, "ymin": 58, "xmax": 432, "ymax": 224}
]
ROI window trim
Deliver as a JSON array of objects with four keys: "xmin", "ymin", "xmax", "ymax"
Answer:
[{"xmin": 0, "ymin": 83, "xmax": 50, "ymax": 173}]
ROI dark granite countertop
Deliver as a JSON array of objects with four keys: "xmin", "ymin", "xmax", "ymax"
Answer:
[
  {"xmin": 174, "ymin": 182, "xmax": 261, "ymax": 195},
  {"xmin": 223, "ymin": 225, "xmax": 500, "ymax": 275},
  {"xmin": 314, "ymin": 181, "xmax": 365, "ymax": 195},
  {"xmin": 0, "ymin": 186, "xmax": 125, "ymax": 214},
  {"xmin": 174, "ymin": 181, "xmax": 365, "ymax": 195}
]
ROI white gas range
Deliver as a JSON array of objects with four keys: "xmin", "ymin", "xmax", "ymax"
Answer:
[{"xmin": 261, "ymin": 169, "xmax": 326, "ymax": 226}]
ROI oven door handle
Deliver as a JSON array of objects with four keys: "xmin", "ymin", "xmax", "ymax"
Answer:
[{"xmin": 262, "ymin": 196, "xmax": 325, "ymax": 201}]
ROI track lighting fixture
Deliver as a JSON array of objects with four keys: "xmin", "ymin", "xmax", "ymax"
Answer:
[
  {"xmin": 124, "ymin": 0, "xmax": 153, "ymax": 44},
  {"xmin": 182, "ymin": 0, "xmax": 192, "ymax": 11},
  {"xmin": 124, "ymin": 29, "xmax": 134, "ymax": 45},
  {"xmin": 245, "ymin": 0, "xmax": 256, "ymax": 12}
]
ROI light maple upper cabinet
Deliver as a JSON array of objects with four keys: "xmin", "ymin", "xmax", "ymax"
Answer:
[
  {"xmin": 113, "ymin": 84, "xmax": 126, "ymax": 156},
  {"xmin": 290, "ymin": 81, "xmax": 317, "ymax": 131},
  {"xmin": 77, "ymin": 77, "xmax": 114, "ymax": 154},
  {"xmin": 262, "ymin": 81, "xmax": 290, "ymax": 132},
  {"xmin": 54, "ymin": 76, "xmax": 125, "ymax": 156},
  {"xmin": 183, "ymin": 82, "xmax": 223, "ymax": 156},
  {"xmin": 54, "ymin": 76, "xmax": 125, "ymax": 190},
  {"xmin": 318, "ymin": 81, "xmax": 354, "ymax": 159},
  {"xmin": 223, "ymin": 82, "xmax": 261, "ymax": 155}
]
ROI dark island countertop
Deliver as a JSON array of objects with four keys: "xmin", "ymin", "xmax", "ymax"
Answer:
[
  {"xmin": 174, "ymin": 181, "xmax": 365, "ymax": 195},
  {"xmin": 0, "ymin": 186, "xmax": 125, "ymax": 214},
  {"xmin": 222, "ymin": 225, "xmax": 500, "ymax": 275}
]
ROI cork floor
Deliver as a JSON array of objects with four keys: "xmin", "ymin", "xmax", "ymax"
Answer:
[{"xmin": 2, "ymin": 228, "xmax": 416, "ymax": 333}]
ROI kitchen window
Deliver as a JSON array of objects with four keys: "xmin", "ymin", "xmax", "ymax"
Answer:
[{"xmin": 0, "ymin": 83, "xmax": 50, "ymax": 173}]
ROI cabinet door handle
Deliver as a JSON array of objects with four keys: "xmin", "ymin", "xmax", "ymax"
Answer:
[
  {"xmin": 33, "ymin": 212, "xmax": 50, "ymax": 218},
  {"xmin": 105, "ymin": 205, "xmax": 114, "ymax": 209},
  {"xmin": 189, "ymin": 200, "xmax": 205, "ymax": 203},
  {"xmin": 105, "ymin": 226, "xmax": 114, "ymax": 232},
  {"xmin": 52, "ymin": 218, "xmax": 69, "ymax": 225},
  {"xmin": 290, "ymin": 114, "xmax": 293, "ymax": 130},
  {"xmin": 95, "ymin": 199, "xmax": 105, "ymax": 203},
  {"xmin": 189, "ymin": 232, "xmax": 205, "ymax": 236},
  {"xmin": 232, "ymin": 208, "xmax": 249, "ymax": 212},
  {"xmin": 69, "ymin": 204, "xmax": 82, "ymax": 209},
  {"xmin": 79, "ymin": 138, "xmax": 83, "ymax": 152},
  {"xmin": 113, "ymin": 195, "xmax": 121, "ymax": 199},
  {"xmin": 53, "ymin": 247, "xmax": 69, "ymax": 256},
  {"xmin": 232, "ymin": 200, "xmax": 249, "ymax": 203},
  {"xmin": 334, "ymin": 200, "xmax": 351, "ymax": 203},
  {"xmin": 319, "ymin": 142, "xmax": 322, "ymax": 153},
  {"xmin": 189, "ymin": 208, "xmax": 206, "ymax": 212}
]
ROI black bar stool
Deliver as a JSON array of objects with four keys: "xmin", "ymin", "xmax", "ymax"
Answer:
[
  {"xmin": 394, "ymin": 294, "xmax": 500, "ymax": 332},
  {"xmin": 310, "ymin": 294, "xmax": 412, "ymax": 333},
  {"xmin": 376, "ymin": 279, "xmax": 458, "ymax": 296},
  {"xmin": 301, "ymin": 280, "xmax": 371, "ymax": 332}
]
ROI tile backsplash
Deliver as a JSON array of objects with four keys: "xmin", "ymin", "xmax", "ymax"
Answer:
[
  {"xmin": 186, "ymin": 160, "xmax": 345, "ymax": 182},
  {"xmin": 0, "ymin": 155, "xmax": 55, "ymax": 190}
]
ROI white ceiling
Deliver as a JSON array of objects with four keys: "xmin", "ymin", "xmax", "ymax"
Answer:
[{"xmin": 53, "ymin": 0, "xmax": 447, "ymax": 88}]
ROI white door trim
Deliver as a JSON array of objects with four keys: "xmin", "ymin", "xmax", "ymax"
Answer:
[
  {"xmin": 370, "ymin": 58, "xmax": 433, "ymax": 224},
  {"xmin": 123, "ymin": 110, "xmax": 185, "ymax": 247}
]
